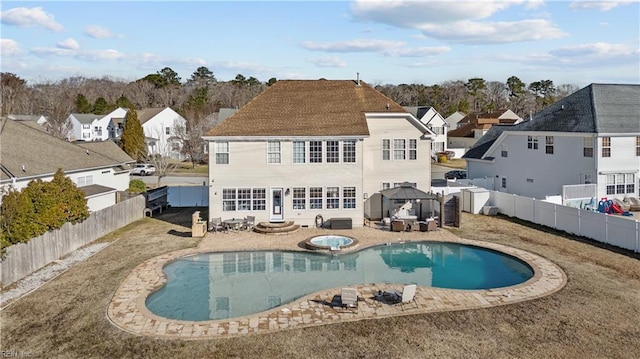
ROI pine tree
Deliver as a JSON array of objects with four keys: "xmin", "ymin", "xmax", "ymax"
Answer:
[{"xmin": 120, "ymin": 109, "xmax": 147, "ymax": 161}]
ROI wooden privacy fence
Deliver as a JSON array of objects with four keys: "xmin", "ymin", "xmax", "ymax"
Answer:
[
  {"xmin": 489, "ymin": 191, "xmax": 639, "ymax": 253},
  {"xmin": 0, "ymin": 195, "xmax": 146, "ymax": 286}
]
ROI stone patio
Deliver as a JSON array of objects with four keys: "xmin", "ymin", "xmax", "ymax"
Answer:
[{"xmin": 107, "ymin": 225, "xmax": 566, "ymax": 339}]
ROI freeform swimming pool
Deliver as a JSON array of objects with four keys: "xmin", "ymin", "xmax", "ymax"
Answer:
[{"xmin": 146, "ymin": 241, "xmax": 534, "ymax": 321}]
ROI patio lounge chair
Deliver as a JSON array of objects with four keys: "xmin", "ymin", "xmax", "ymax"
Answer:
[
  {"xmin": 626, "ymin": 197, "xmax": 640, "ymax": 211},
  {"xmin": 331, "ymin": 288, "xmax": 359, "ymax": 313},
  {"xmin": 378, "ymin": 284, "xmax": 418, "ymax": 310}
]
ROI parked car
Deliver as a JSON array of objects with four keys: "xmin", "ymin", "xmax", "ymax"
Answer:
[
  {"xmin": 445, "ymin": 170, "xmax": 467, "ymax": 179},
  {"xmin": 130, "ymin": 163, "xmax": 156, "ymax": 176}
]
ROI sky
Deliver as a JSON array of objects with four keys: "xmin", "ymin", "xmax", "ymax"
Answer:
[{"xmin": 1, "ymin": 0, "xmax": 639, "ymax": 87}]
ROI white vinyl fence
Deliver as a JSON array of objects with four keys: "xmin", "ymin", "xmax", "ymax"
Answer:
[
  {"xmin": 487, "ymin": 191, "xmax": 639, "ymax": 253},
  {"xmin": 0, "ymin": 195, "xmax": 146, "ymax": 286}
]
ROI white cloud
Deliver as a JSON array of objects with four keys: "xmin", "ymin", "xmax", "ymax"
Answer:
[
  {"xmin": 84, "ymin": 25, "xmax": 114, "ymax": 39},
  {"xmin": 1, "ymin": 38, "xmax": 22, "ymax": 57},
  {"xmin": 0, "ymin": 7, "xmax": 63, "ymax": 31},
  {"xmin": 569, "ymin": 1, "xmax": 634, "ymax": 11},
  {"xmin": 549, "ymin": 42, "xmax": 637, "ymax": 57},
  {"xmin": 57, "ymin": 38, "xmax": 79, "ymax": 50},
  {"xmin": 75, "ymin": 49, "xmax": 126, "ymax": 61},
  {"xmin": 350, "ymin": 0, "xmax": 566, "ymax": 44},
  {"xmin": 419, "ymin": 19, "xmax": 566, "ymax": 44},
  {"xmin": 307, "ymin": 56, "xmax": 347, "ymax": 67},
  {"xmin": 383, "ymin": 46, "xmax": 451, "ymax": 57},
  {"xmin": 301, "ymin": 39, "xmax": 405, "ymax": 52}
]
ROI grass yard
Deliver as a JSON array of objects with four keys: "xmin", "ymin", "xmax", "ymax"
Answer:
[
  {"xmin": 435, "ymin": 158, "xmax": 467, "ymax": 169},
  {"xmin": 1, "ymin": 209, "xmax": 639, "ymax": 358}
]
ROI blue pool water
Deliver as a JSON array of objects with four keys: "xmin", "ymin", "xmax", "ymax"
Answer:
[{"xmin": 146, "ymin": 241, "xmax": 533, "ymax": 321}]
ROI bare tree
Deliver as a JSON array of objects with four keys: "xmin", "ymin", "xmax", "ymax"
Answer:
[
  {"xmin": 1, "ymin": 73, "xmax": 27, "ymax": 116},
  {"xmin": 32, "ymin": 82, "xmax": 75, "ymax": 140}
]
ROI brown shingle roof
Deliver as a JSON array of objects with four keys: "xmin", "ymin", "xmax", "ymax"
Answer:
[
  {"xmin": 205, "ymin": 80, "xmax": 407, "ymax": 137},
  {"xmin": 448, "ymin": 110, "xmax": 519, "ymax": 138}
]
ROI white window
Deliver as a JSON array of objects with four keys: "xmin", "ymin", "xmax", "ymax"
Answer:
[
  {"xmin": 343, "ymin": 140, "xmax": 356, "ymax": 163},
  {"xmin": 165, "ymin": 127, "xmax": 170, "ymax": 135},
  {"xmin": 409, "ymin": 139, "xmax": 417, "ymax": 160},
  {"xmin": 382, "ymin": 139, "xmax": 390, "ymax": 160},
  {"xmin": 606, "ymin": 174, "xmax": 635, "ymax": 195},
  {"xmin": 237, "ymin": 188, "xmax": 251, "ymax": 211},
  {"xmin": 343, "ymin": 187, "xmax": 356, "ymax": 209},
  {"xmin": 527, "ymin": 136, "xmax": 538, "ymax": 150},
  {"xmin": 76, "ymin": 175, "xmax": 93, "ymax": 187},
  {"xmin": 267, "ymin": 141, "xmax": 281, "ymax": 164},
  {"xmin": 82, "ymin": 124, "xmax": 90, "ymax": 129},
  {"xmin": 636, "ymin": 136, "xmax": 640, "ymax": 156},
  {"xmin": 222, "ymin": 188, "xmax": 266, "ymax": 211},
  {"xmin": 432, "ymin": 142, "xmax": 443, "ymax": 153},
  {"xmin": 292, "ymin": 188, "xmax": 306, "ymax": 210},
  {"xmin": 310, "ymin": 187, "xmax": 323, "ymax": 209},
  {"xmin": 293, "ymin": 141, "xmax": 306, "ymax": 163},
  {"xmin": 82, "ymin": 133, "xmax": 91, "ymax": 139},
  {"xmin": 326, "ymin": 187, "xmax": 339, "ymax": 209},
  {"xmin": 310, "ymin": 141, "xmax": 322, "ymax": 163},
  {"xmin": 215, "ymin": 142, "xmax": 229, "ymax": 164},
  {"xmin": 382, "ymin": 182, "xmax": 390, "ymax": 190},
  {"xmin": 501, "ymin": 177, "xmax": 507, "ymax": 189},
  {"xmin": 252, "ymin": 189, "xmax": 266, "ymax": 210},
  {"xmin": 222, "ymin": 188, "xmax": 236, "ymax": 211},
  {"xmin": 501, "ymin": 144, "xmax": 508, "ymax": 157},
  {"xmin": 393, "ymin": 139, "xmax": 406, "ymax": 160},
  {"xmin": 326, "ymin": 141, "xmax": 339, "ymax": 163},
  {"xmin": 602, "ymin": 137, "xmax": 611, "ymax": 157},
  {"xmin": 583, "ymin": 137, "xmax": 594, "ymax": 157},
  {"xmin": 545, "ymin": 136, "xmax": 554, "ymax": 154}
]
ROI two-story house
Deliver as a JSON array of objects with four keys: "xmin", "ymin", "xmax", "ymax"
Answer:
[
  {"xmin": 203, "ymin": 79, "xmax": 434, "ymax": 227},
  {"xmin": 447, "ymin": 109, "xmax": 522, "ymax": 152},
  {"xmin": 1, "ymin": 119, "xmax": 135, "ymax": 212},
  {"xmin": 67, "ymin": 113, "xmax": 115, "ymax": 142},
  {"xmin": 405, "ymin": 106, "xmax": 448, "ymax": 158},
  {"xmin": 463, "ymin": 83, "xmax": 640, "ymax": 202},
  {"xmin": 136, "ymin": 107, "xmax": 187, "ymax": 159}
]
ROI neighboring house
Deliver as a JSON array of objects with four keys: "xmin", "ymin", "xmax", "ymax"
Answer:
[
  {"xmin": 100, "ymin": 107, "xmax": 128, "ymax": 140},
  {"xmin": 1, "ymin": 119, "xmax": 135, "ymax": 212},
  {"xmin": 8, "ymin": 114, "xmax": 49, "ymax": 127},
  {"xmin": 67, "ymin": 113, "xmax": 112, "ymax": 141},
  {"xmin": 463, "ymin": 83, "xmax": 640, "ymax": 202},
  {"xmin": 203, "ymin": 79, "xmax": 435, "ymax": 227},
  {"xmin": 447, "ymin": 109, "xmax": 522, "ymax": 152},
  {"xmin": 405, "ymin": 106, "xmax": 448, "ymax": 157},
  {"xmin": 444, "ymin": 111, "xmax": 466, "ymax": 129},
  {"xmin": 136, "ymin": 107, "xmax": 187, "ymax": 159}
]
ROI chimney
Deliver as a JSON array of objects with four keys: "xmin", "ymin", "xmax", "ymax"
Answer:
[{"xmin": 356, "ymin": 72, "xmax": 360, "ymax": 86}]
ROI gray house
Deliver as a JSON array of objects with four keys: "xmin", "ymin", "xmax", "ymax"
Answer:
[{"xmin": 463, "ymin": 83, "xmax": 640, "ymax": 202}]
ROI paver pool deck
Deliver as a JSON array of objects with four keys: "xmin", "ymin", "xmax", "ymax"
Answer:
[{"xmin": 107, "ymin": 225, "xmax": 566, "ymax": 339}]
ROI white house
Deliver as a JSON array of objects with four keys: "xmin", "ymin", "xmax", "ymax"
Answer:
[
  {"xmin": 444, "ymin": 111, "xmax": 466, "ymax": 129},
  {"xmin": 447, "ymin": 109, "xmax": 522, "ymax": 153},
  {"xmin": 67, "ymin": 112, "xmax": 118, "ymax": 142},
  {"xmin": 203, "ymin": 79, "xmax": 435, "ymax": 227},
  {"xmin": 99, "ymin": 107, "xmax": 129, "ymax": 140},
  {"xmin": 405, "ymin": 106, "xmax": 448, "ymax": 157},
  {"xmin": 463, "ymin": 83, "xmax": 640, "ymax": 202},
  {"xmin": 0, "ymin": 119, "xmax": 135, "ymax": 212},
  {"xmin": 136, "ymin": 107, "xmax": 186, "ymax": 159}
]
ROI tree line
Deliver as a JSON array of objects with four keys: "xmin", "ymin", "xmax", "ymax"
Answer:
[{"xmin": 1, "ymin": 67, "xmax": 578, "ymax": 143}]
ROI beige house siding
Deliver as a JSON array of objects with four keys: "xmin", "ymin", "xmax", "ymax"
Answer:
[
  {"xmin": 363, "ymin": 115, "xmax": 432, "ymax": 196},
  {"xmin": 208, "ymin": 139, "xmax": 365, "ymax": 227}
]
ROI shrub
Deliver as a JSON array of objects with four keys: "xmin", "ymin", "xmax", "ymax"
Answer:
[
  {"xmin": 0, "ymin": 169, "xmax": 89, "ymax": 256},
  {"xmin": 128, "ymin": 179, "xmax": 147, "ymax": 193}
]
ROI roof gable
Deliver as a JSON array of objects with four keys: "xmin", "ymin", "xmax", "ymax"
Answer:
[{"xmin": 205, "ymin": 80, "xmax": 408, "ymax": 137}]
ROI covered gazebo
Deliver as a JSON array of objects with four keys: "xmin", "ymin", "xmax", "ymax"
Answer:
[{"xmin": 378, "ymin": 182, "xmax": 440, "ymax": 222}]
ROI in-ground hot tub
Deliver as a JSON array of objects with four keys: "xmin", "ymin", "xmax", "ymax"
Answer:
[{"xmin": 304, "ymin": 234, "xmax": 358, "ymax": 251}]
